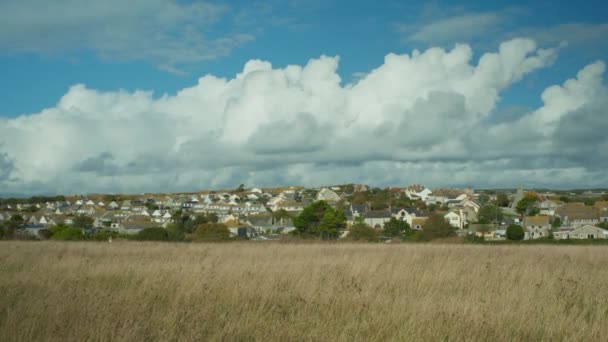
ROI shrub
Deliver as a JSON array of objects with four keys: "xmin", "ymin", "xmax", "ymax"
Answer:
[
  {"xmin": 51, "ymin": 227, "xmax": 86, "ymax": 241},
  {"xmin": 464, "ymin": 234, "xmax": 485, "ymax": 243},
  {"xmin": 38, "ymin": 229, "xmax": 52, "ymax": 240},
  {"xmin": 506, "ymin": 224, "xmax": 525, "ymax": 241},
  {"xmin": 421, "ymin": 214, "xmax": 456, "ymax": 241},
  {"xmin": 135, "ymin": 228, "xmax": 168, "ymax": 241},
  {"xmin": 348, "ymin": 222, "xmax": 379, "ymax": 242},
  {"xmin": 91, "ymin": 230, "xmax": 118, "ymax": 241},
  {"xmin": 194, "ymin": 223, "xmax": 231, "ymax": 242}
]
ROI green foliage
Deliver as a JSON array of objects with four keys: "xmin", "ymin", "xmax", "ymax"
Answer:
[
  {"xmin": 72, "ymin": 215, "xmax": 94, "ymax": 229},
  {"xmin": 464, "ymin": 234, "xmax": 485, "ymax": 243},
  {"xmin": 421, "ymin": 214, "xmax": 456, "ymax": 240},
  {"xmin": 382, "ymin": 218, "xmax": 410, "ymax": 238},
  {"xmin": 559, "ymin": 196, "xmax": 570, "ymax": 203},
  {"xmin": 318, "ymin": 209, "xmax": 346, "ymax": 239},
  {"xmin": 50, "ymin": 225, "xmax": 86, "ymax": 240},
  {"xmin": 38, "ymin": 229, "xmax": 52, "ymax": 239},
  {"xmin": 348, "ymin": 222, "xmax": 379, "ymax": 242},
  {"xmin": 584, "ymin": 199, "xmax": 596, "ymax": 206},
  {"xmin": 165, "ymin": 224, "xmax": 186, "ymax": 241},
  {"xmin": 496, "ymin": 193, "xmax": 510, "ymax": 207},
  {"xmin": 194, "ymin": 223, "xmax": 231, "ymax": 242},
  {"xmin": 272, "ymin": 209, "xmax": 291, "ymax": 221},
  {"xmin": 135, "ymin": 227, "xmax": 168, "ymax": 241},
  {"xmin": 516, "ymin": 194, "xmax": 539, "ymax": 215},
  {"xmin": 506, "ymin": 224, "xmax": 525, "ymax": 241},
  {"xmin": 91, "ymin": 229, "xmax": 118, "ymax": 241},
  {"xmin": 478, "ymin": 194, "xmax": 490, "ymax": 205},
  {"xmin": 478, "ymin": 204, "xmax": 503, "ymax": 224},
  {"xmin": 172, "ymin": 212, "xmax": 219, "ymax": 234},
  {"xmin": 552, "ymin": 217, "xmax": 561, "ymax": 228},
  {"xmin": 293, "ymin": 201, "xmax": 346, "ymax": 239},
  {"xmin": 236, "ymin": 184, "xmax": 245, "ymax": 192},
  {"xmin": 145, "ymin": 203, "xmax": 159, "ymax": 211},
  {"xmin": 403, "ymin": 229, "xmax": 425, "ymax": 242}
]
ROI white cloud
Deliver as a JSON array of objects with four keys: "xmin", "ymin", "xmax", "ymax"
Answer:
[
  {"xmin": 402, "ymin": 12, "xmax": 504, "ymax": 45},
  {"xmin": 0, "ymin": 0, "xmax": 254, "ymax": 72},
  {"xmin": 1, "ymin": 38, "xmax": 606, "ymax": 195}
]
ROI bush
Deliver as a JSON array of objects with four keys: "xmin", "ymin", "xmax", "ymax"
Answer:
[
  {"xmin": 506, "ymin": 224, "xmax": 525, "ymax": 241},
  {"xmin": 38, "ymin": 229, "xmax": 52, "ymax": 240},
  {"xmin": 135, "ymin": 228, "xmax": 168, "ymax": 241},
  {"xmin": 194, "ymin": 223, "xmax": 231, "ymax": 242},
  {"xmin": 348, "ymin": 223, "xmax": 379, "ymax": 242},
  {"xmin": 464, "ymin": 234, "xmax": 485, "ymax": 243},
  {"xmin": 421, "ymin": 214, "xmax": 456, "ymax": 241},
  {"xmin": 51, "ymin": 227, "xmax": 86, "ymax": 240},
  {"xmin": 91, "ymin": 229, "xmax": 118, "ymax": 241}
]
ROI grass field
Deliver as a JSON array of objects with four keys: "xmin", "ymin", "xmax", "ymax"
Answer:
[{"xmin": 1, "ymin": 241, "xmax": 608, "ymax": 341}]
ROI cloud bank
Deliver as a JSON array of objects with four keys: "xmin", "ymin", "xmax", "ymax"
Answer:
[
  {"xmin": 0, "ymin": 38, "xmax": 606, "ymax": 195},
  {"xmin": 0, "ymin": 0, "xmax": 253, "ymax": 72}
]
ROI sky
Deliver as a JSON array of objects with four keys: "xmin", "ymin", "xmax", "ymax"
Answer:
[{"xmin": 0, "ymin": 0, "xmax": 607, "ymax": 195}]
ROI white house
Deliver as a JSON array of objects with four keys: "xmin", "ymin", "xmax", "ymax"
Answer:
[
  {"xmin": 553, "ymin": 225, "xmax": 608, "ymax": 240},
  {"xmin": 317, "ymin": 188, "xmax": 341, "ymax": 203},
  {"xmin": 444, "ymin": 210, "xmax": 465, "ymax": 230}
]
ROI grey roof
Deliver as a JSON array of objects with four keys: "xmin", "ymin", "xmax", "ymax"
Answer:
[
  {"xmin": 351, "ymin": 204, "xmax": 369, "ymax": 214},
  {"xmin": 365, "ymin": 210, "xmax": 392, "ymax": 219}
]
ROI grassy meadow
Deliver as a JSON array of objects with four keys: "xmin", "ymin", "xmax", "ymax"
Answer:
[{"xmin": 1, "ymin": 241, "xmax": 608, "ymax": 341}]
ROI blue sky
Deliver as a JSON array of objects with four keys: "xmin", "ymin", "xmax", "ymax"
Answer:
[
  {"xmin": 2, "ymin": 0, "xmax": 606, "ymax": 117},
  {"xmin": 1, "ymin": 0, "xmax": 608, "ymax": 194}
]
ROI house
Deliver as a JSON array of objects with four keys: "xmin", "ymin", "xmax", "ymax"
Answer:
[
  {"xmin": 250, "ymin": 187, "xmax": 263, "ymax": 194},
  {"xmin": 411, "ymin": 217, "xmax": 427, "ymax": 230},
  {"xmin": 538, "ymin": 200, "xmax": 559, "ymax": 216},
  {"xmin": 363, "ymin": 210, "xmax": 392, "ymax": 229},
  {"xmin": 316, "ymin": 188, "xmax": 341, "ymax": 203},
  {"xmin": 391, "ymin": 207, "xmax": 427, "ymax": 227},
  {"xmin": 405, "ymin": 185, "xmax": 432, "ymax": 201},
  {"xmin": 554, "ymin": 204, "xmax": 599, "ymax": 228},
  {"xmin": 553, "ymin": 225, "xmax": 608, "ymax": 240},
  {"xmin": 272, "ymin": 201, "xmax": 305, "ymax": 213},
  {"xmin": 444, "ymin": 210, "xmax": 465, "ymax": 230},
  {"xmin": 118, "ymin": 221, "xmax": 158, "ymax": 235},
  {"xmin": 247, "ymin": 214, "xmax": 295, "ymax": 234},
  {"xmin": 524, "ymin": 216, "xmax": 551, "ymax": 239},
  {"xmin": 22, "ymin": 224, "xmax": 47, "ymax": 238}
]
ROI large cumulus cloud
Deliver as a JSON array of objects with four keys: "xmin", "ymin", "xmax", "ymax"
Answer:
[{"xmin": 0, "ymin": 38, "xmax": 606, "ymax": 195}]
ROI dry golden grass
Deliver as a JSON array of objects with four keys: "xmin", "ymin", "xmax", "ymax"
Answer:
[{"xmin": 1, "ymin": 241, "xmax": 608, "ymax": 341}]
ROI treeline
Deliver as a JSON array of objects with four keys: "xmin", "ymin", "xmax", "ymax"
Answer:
[{"xmin": 0, "ymin": 195, "xmax": 67, "ymax": 205}]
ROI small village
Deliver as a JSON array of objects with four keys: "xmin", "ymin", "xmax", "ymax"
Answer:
[{"xmin": 2, "ymin": 184, "xmax": 608, "ymax": 242}]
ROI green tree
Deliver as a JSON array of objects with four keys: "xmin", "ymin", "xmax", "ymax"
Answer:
[
  {"xmin": 552, "ymin": 217, "xmax": 561, "ymax": 228},
  {"xmin": 236, "ymin": 184, "xmax": 245, "ymax": 192},
  {"xmin": 559, "ymin": 196, "xmax": 570, "ymax": 203},
  {"xmin": 506, "ymin": 224, "xmax": 525, "ymax": 241},
  {"xmin": 421, "ymin": 214, "xmax": 456, "ymax": 240},
  {"xmin": 165, "ymin": 223, "xmax": 186, "ymax": 241},
  {"xmin": 382, "ymin": 218, "xmax": 410, "ymax": 238},
  {"xmin": 516, "ymin": 194, "xmax": 539, "ymax": 216},
  {"xmin": 318, "ymin": 209, "xmax": 346, "ymax": 239},
  {"xmin": 72, "ymin": 215, "xmax": 94, "ymax": 229},
  {"xmin": 194, "ymin": 223, "xmax": 231, "ymax": 242},
  {"xmin": 50, "ymin": 223, "xmax": 86, "ymax": 240},
  {"xmin": 496, "ymin": 193, "xmax": 510, "ymax": 207},
  {"xmin": 478, "ymin": 193, "xmax": 490, "ymax": 205},
  {"xmin": 478, "ymin": 204, "xmax": 503, "ymax": 224},
  {"xmin": 348, "ymin": 222, "xmax": 379, "ymax": 242},
  {"xmin": 293, "ymin": 201, "xmax": 345, "ymax": 239}
]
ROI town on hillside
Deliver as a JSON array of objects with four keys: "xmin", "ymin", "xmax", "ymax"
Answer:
[{"xmin": 2, "ymin": 184, "xmax": 608, "ymax": 241}]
